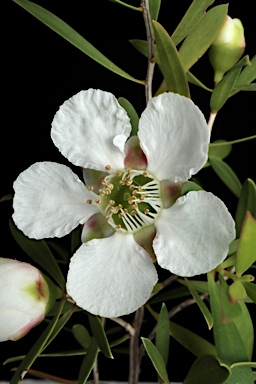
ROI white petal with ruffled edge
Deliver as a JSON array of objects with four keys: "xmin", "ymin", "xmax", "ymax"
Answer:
[
  {"xmin": 51, "ymin": 89, "xmax": 131, "ymax": 172},
  {"xmin": 66, "ymin": 232, "xmax": 158, "ymax": 317},
  {"xmin": 13, "ymin": 162, "xmax": 98, "ymax": 239},
  {"xmin": 138, "ymin": 92, "xmax": 210, "ymax": 182},
  {"xmin": 153, "ymin": 191, "xmax": 235, "ymax": 277}
]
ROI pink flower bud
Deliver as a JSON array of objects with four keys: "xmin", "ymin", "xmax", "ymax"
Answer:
[
  {"xmin": 0, "ymin": 258, "xmax": 50, "ymax": 341},
  {"xmin": 208, "ymin": 16, "xmax": 246, "ymax": 83}
]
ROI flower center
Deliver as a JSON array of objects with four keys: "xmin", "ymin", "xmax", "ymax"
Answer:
[{"xmin": 99, "ymin": 168, "xmax": 162, "ymax": 233}]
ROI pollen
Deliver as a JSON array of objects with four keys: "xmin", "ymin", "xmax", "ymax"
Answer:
[
  {"xmin": 87, "ymin": 185, "xmax": 94, "ymax": 191},
  {"xmin": 95, "ymin": 199, "xmax": 101, "ymax": 204},
  {"xmin": 87, "ymin": 199, "xmax": 93, "ymax": 204},
  {"xmin": 105, "ymin": 165, "xmax": 111, "ymax": 171}
]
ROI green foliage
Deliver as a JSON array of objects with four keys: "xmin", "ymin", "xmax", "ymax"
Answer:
[
  {"xmin": 118, "ymin": 97, "xmax": 139, "ymax": 136},
  {"xmin": 156, "ymin": 304, "xmax": 170, "ymax": 366},
  {"xmin": 235, "ymin": 178, "xmax": 256, "ymax": 236},
  {"xmin": 9, "ymin": 219, "xmax": 65, "ymax": 289},
  {"xmin": 12, "ymin": 0, "xmax": 144, "ymax": 84},
  {"xmin": 153, "ymin": 21, "xmax": 190, "ymax": 97},
  {"xmin": 78, "ymin": 338, "xmax": 99, "ymax": 384},
  {"xmin": 209, "ymin": 157, "xmax": 242, "ymax": 198},
  {"xmin": 141, "ymin": 337, "xmax": 170, "ymax": 383},
  {"xmin": 88, "ymin": 313, "xmax": 113, "ymax": 358},
  {"xmin": 236, "ymin": 212, "xmax": 256, "ymax": 277}
]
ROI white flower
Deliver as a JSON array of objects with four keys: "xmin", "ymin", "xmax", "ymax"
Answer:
[
  {"xmin": 0, "ymin": 258, "xmax": 50, "ymax": 341},
  {"xmin": 12, "ymin": 89, "xmax": 235, "ymax": 318}
]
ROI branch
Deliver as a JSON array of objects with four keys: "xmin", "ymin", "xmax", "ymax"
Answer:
[
  {"xmin": 141, "ymin": 0, "xmax": 155, "ymax": 103},
  {"xmin": 129, "ymin": 306, "xmax": 144, "ymax": 384}
]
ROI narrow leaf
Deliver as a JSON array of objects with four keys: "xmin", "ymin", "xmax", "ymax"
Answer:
[
  {"xmin": 153, "ymin": 21, "xmax": 190, "ymax": 97},
  {"xmin": 208, "ymin": 140, "xmax": 232, "ymax": 161},
  {"xmin": 169, "ymin": 321, "xmax": 216, "ymax": 357},
  {"xmin": 88, "ymin": 313, "xmax": 113, "ymax": 358},
  {"xmin": 235, "ymin": 178, "xmax": 256, "ymax": 236},
  {"xmin": 12, "ymin": 0, "xmax": 144, "ymax": 84},
  {"xmin": 208, "ymin": 271, "xmax": 253, "ymax": 363},
  {"xmin": 209, "ymin": 157, "xmax": 242, "ymax": 198},
  {"xmin": 118, "ymin": 97, "xmax": 139, "ymax": 136},
  {"xmin": 236, "ymin": 54, "xmax": 256, "ymax": 86},
  {"xmin": 186, "ymin": 71, "xmax": 213, "ymax": 92},
  {"xmin": 179, "ymin": 5, "xmax": 228, "ymax": 72},
  {"xmin": 236, "ymin": 212, "xmax": 256, "ymax": 277},
  {"xmin": 156, "ymin": 303, "xmax": 170, "ymax": 366},
  {"xmin": 171, "ymin": 0, "xmax": 215, "ymax": 46},
  {"xmin": 181, "ymin": 181, "xmax": 203, "ymax": 195},
  {"xmin": 183, "ymin": 354, "xmax": 230, "ymax": 384},
  {"xmin": 72, "ymin": 324, "xmax": 92, "ymax": 350},
  {"xmin": 149, "ymin": 286, "xmax": 191, "ymax": 304},
  {"xmin": 210, "ymin": 56, "xmax": 250, "ymax": 112},
  {"xmin": 229, "ymin": 280, "xmax": 247, "ymax": 303},
  {"xmin": 78, "ymin": 338, "xmax": 99, "ymax": 384},
  {"xmin": 141, "ymin": 338, "xmax": 170, "ymax": 383},
  {"xmin": 10, "ymin": 299, "xmax": 66, "ymax": 384},
  {"xmin": 185, "ymin": 278, "xmax": 213, "ymax": 329},
  {"xmin": 232, "ymin": 83, "xmax": 256, "ymax": 92},
  {"xmin": 149, "ymin": 0, "xmax": 161, "ymax": 21},
  {"xmin": 0, "ymin": 193, "xmax": 12, "ymax": 202},
  {"xmin": 9, "ymin": 219, "xmax": 65, "ymax": 289},
  {"xmin": 243, "ymin": 282, "xmax": 256, "ymax": 303},
  {"xmin": 219, "ymin": 274, "xmax": 242, "ymax": 322}
]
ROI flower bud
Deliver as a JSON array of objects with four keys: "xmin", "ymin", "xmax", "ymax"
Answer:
[
  {"xmin": 0, "ymin": 258, "xmax": 52, "ymax": 341},
  {"xmin": 208, "ymin": 16, "xmax": 245, "ymax": 83}
]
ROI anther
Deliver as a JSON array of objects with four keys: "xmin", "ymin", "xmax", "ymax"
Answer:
[
  {"xmin": 109, "ymin": 200, "xmax": 115, "ymax": 206},
  {"xmin": 144, "ymin": 209, "xmax": 150, "ymax": 215},
  {"xmin": 87, "ymin": 185, "xmax": 94, "ymax": 191},
  {"xmin": 87, "ymin": 199, "xmax": 93, "ymax": 204},
  {"xmin": 129, "ymin": 185, "xmax": 135, "ymax": 191},
  {"xmin": 132, "ymin": 204, "xmax": 138, "ymax": 209},
  {"xmin": 95, "ymin": 199, "xmax": 101, "ymax": 204},
  {"xmin": 105, "ymin": 165, "xmax": 111, "ymax": 171},
  {"xmin": 130, "ymin": 210, "xmax": 137, "ymax": 216},
  {"xmin": 116, "ymin": 170, "xmax": 122, "ymax": 176},
  {"xmin": 116, "ymin": 224, "xmax": 122, "ymax": 229},
  {"xmin": 140, "ymin": 194, "xmax": 146, "ymax": 200},
  {"xmin": 143, "ymin": 171, "xmax": 148, "ymax": 177}
]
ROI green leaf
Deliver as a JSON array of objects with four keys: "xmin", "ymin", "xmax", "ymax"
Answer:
[
  {"xmin": 236, "ymin": 54, "xmax": 256, "ymax": 86},
  {"xmin": 208, "ymin": 140, "xmax": 232, "ymax": 161},
  {"xmin": 10, "ymin": 299, "xmax": 66, "ymax": 384},
  {"xmin": 209, "ymin": 157, "xmax": 242, "ymax": 198},
  {"xmin": 219, "ymin": 274, "xmax": 242, "ymax": 322},
  {"xmin": 141, "ymin": 338, "xmax": 170, "ymax": 383},
  {"xmin": 181, "ymin": 181, "xmax": 203, "ymax": 195},
  {"xmin": 229, "ymin": 280, "xmax": 247, "ymax": 303},
  {"xmin": 118, "ymin": 97, "xmax": 139, "ymax": 136},
  {"xmin": 183, "ymin": 354, "xmax": 230, "ymax": 384},
  {"xmin": 72, "ymin": 324, "xmax": 92, "ymax": 350},
  {"xmin": 236, "ymin": 212, "xmax": 256, "ymax": 277},
  {"xmin": 226, "ymin": 365, "xmax": 254, "ymax": 384},
  {"xmin": 185, "ymin": 278, "xmax": 213, "ymax": 329},
  {"xmin": 210, "ymin": 56, "xmax": 250, "ymax": 112},
  {"xmin": 149, "ymin": 286, "xmax": 191, "ymax": 304},
  {"xmin": 88, "ymin": 313, "xmax": 113, "ymax": 359},
  {"xmin": 179, "ymin": 5, "xmax": 228, "ymax": 72},
  {"xmin": 235, "ymin": 178, "xmax": 256, "ymax": 236},
  {"xmin": 171, "ymin": 0, "xmax": 216, "ymax": 46},
  {"xmin": 169, "ymin": 320, "xmax": 216, "ymax": 357},
  {"xmin": 149, "ymin": 0, "xmax": 161, "ymax": 21},
  {"xmin": 232, "ymin": 83, "xmax": 256, "ymax": 92},
  {"xmin": 156, "ymin": 303, "xmax": 170, "ymax": 366},
  {"xmin": 46, "ymin": 240, "xmax": 69, "ymax": 262},
  {"xmin": 186, "ymin": 71, "xmax": 213, "ymax": 92},
  {"xmin": 208, "ymin": 271, "xmax": 254, "ymax": 364},
  {"xmin": 78, "ymin": 338, "xmax": 99, "ymax": 384},
  {"xmin": 0, "ymin": 193, "xmax": 12, "ymax": 202},
  {"xmin": 152, "ymin": 21, "xmax": 190, "ymax": 97},
  {"xmin": 12, "ymin": 0, "xmax": 144, "ymax": 85},
  {"xmin": 228, "ymin": 239, "xmax": 240, "ymax": 255},
  {"xmin": 243, "ymin": 282, "xmax": 256, "ymax": 303},
  {"xmin": 9, "ymin": 219, "xmax": 65, "ymax": 289}
]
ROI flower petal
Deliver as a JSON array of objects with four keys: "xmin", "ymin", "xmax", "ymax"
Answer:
[
  {"xmin": 51, "ymin": 89, "xmax": 132, "ymax": 171},
  {"xmin": 138, "ymin": 92, "xmax": 210, "ymax": 181},
  {"xmin": 13, "ymin": 162, "xmax": 98, "ymax": 239},
  {"xmin": 154, "ymin": 191, "xmax": 235, "ymax": 276},
  {"xmin": 66, "ymin": 232, "xmax": 158, "ymax": 317}
]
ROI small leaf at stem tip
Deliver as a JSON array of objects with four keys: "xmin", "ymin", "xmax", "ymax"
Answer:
[
  {"xmin": 243, "ymin": 282, "xmax": 256, "ymax": 304},
  {"xmin": 72, "ymin": 324, "xmax": 92, "ymax": 350},
  {"xmin": 0, "ymin": 193, "xmax": 12, "ymax": 202},
  {"xmin": 208, "ymin": 140, "xmax": 232, "ymax": 161},
  {"xmin": 235, "ymin": 54, "xmax": 256, "ymax": 86},
  {"xmin": 209, "ymin": 156, "xmax": 242, "ymax": 198},
  {"xmin": 235, "ymin": 178, "xmax": 256, "ymax": 237},
  {"xmin": 210, "ymin": 55, "xmax": 250, "ymax": 112},
  {"xmin": 219, "ymin": 274, "xmax": 242, "ymax": 322},
  {"xmin": 179, "ymin": 4, "xmax": 228, "ymax": 72},
  {"xmin": 152, "ymin": 21, "xmax": 190, "ymax": 98},
  {"xmin": 141, "ymin": 337, "xmax": 170, "ymax": 383},
  {"xmin": 228, "ymin": 280, "xmax": 247, "ymax": 303},
  {"xmin": 236, "ymin": 211, "xmax": 256, "ymax": 277},
  {"xmin": 12, "ymin": 0, "xmax": 144, "ymax": 85}
]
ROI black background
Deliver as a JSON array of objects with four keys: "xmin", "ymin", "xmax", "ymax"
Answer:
[{"xmin": 0, "ymin": 0, "xmax": 256, "ymax": 382}]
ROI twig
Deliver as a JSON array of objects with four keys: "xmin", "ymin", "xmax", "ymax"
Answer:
[
  {"xmin": 93, "ymin": 357, "xmax": 99, "ymax": 384},
  {"xmin": 11, "ymin": 367, "xmax": 77, "ymax": 384},
  {"xmin": 129, "ymin": 306, "xmax": 144, "ymax": 384},
  {"xmin": 111, "ymin": 317, "xmax": 135, "ymax": 336},
  {"xmin": 141, "ymin": 0, "xmax": 155, "ymax": 103},
  {"xmin": 208, "ymin": 111, "xmax": 217, "ymax": 133}
]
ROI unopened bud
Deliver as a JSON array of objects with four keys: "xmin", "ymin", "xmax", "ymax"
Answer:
[
  {"xmin": 0, "ymin": 258, "xmax": 53, "ymax": 341},
  {"xmin": 208, "ymin": 16, "xmax": 245, "ymax": 83}
]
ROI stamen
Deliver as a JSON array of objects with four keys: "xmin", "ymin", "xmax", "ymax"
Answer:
[
  {"xmin": 87, "ymin": 199, "xmax": 93, "ymax": 204},
  {"xmin": 87, "ymin": 185, "xmax": 94, "ymax": 191},
  {"xmin": 105, "ymin": 165, "xmax": 111, "ymax": 171}
]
